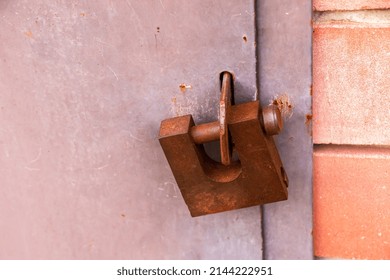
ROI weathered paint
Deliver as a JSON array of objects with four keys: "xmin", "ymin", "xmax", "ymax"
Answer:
[{"xmin": 0, "ymin": 0, "xmax": 260, "ymax": 259}]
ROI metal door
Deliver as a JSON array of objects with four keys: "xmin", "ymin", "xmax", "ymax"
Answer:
[{"xmin": 0, "ymin": 0, "xmax": 261, "ymax": 259}]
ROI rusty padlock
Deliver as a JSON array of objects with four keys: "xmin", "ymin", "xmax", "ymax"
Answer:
[{"xmin": 159, "ymin": 72, "xmax": 288, "ymax": 217}]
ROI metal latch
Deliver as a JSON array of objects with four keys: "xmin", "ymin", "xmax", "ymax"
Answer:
[{"xmin": 159, "ymin": 72, "xmax": 288, "ymax": 217}]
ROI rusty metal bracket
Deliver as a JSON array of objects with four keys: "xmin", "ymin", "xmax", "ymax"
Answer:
[{"xmin": 159, "ymin": 72, "xmax": 288, "ymax": 217}]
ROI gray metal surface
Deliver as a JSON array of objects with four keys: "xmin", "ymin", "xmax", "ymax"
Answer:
[
  {"xmin": 257, "ymin": 0, "xmax": 313, "ymax": 259},
  {"xmin": 0, "ymin": 0, "xmax": 261, "ymax": 259}
]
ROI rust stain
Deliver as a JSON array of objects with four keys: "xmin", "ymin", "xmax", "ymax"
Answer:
[
  {"xmin": 24, "ymin": 30, "xmax": 33, "ymax": 38},
  {"xmin": 310, "ymin": 84, "xmax": 313, "ymax": 96},
  {"xmin": 179, "ymin": 83, "xmax": 192, "ymax": 93},
  {"xmin": 272, "ymin": 94, "xmax": 293, "ymax": 119},
  {"xmin": 121, "ymin": 214, "xmax": 126, "ymax": 218},
  {"xmin": 80, "ymin": 12, "xmax": 86, "ymax": 17},
  {"xmin": 242, "ymin": 35, "xmax": 248, "ymax": 43},
  {"xmin": 305, "ymin": 113, "xmax": 313, "ymax": 137},
  {"xmin": 305, "ymin": 114, "xmax": 312, "ymax": 125}
]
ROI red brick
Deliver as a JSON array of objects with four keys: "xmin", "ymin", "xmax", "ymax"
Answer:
[
  {"xmin": 314, "ymin": 0, "xmax": 390, "ymax": 11},
  {"xmin": 314, "ymin": 146, "xmax": 390, "ymax": 259},
  {"xmin": 313, "ymin": 27, "xmax": 390, "ymax": 145}
]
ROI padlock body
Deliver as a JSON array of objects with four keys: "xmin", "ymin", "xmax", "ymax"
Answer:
[{"xmin": 159, "ymin": 101, "xmax": 288, "ymax": 217}]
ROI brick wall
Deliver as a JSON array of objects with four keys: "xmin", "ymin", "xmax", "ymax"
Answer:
[
  {"xmin": 314, "ymin": 0, "xmax": 390, "ymax": 11},
  {"xmin": 313, "ymin": 1, "xmax": 390, "ymax": 259}
]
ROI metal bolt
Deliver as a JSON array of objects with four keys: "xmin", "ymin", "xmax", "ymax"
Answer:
[{"xmin": 262, "ymin": 105, "xmax": 283, "ymax": 136}]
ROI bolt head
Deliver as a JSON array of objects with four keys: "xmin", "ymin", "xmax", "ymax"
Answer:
[{"xmin": 262, "ymin": 105, "xmax": 283, "ymax": 136}]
